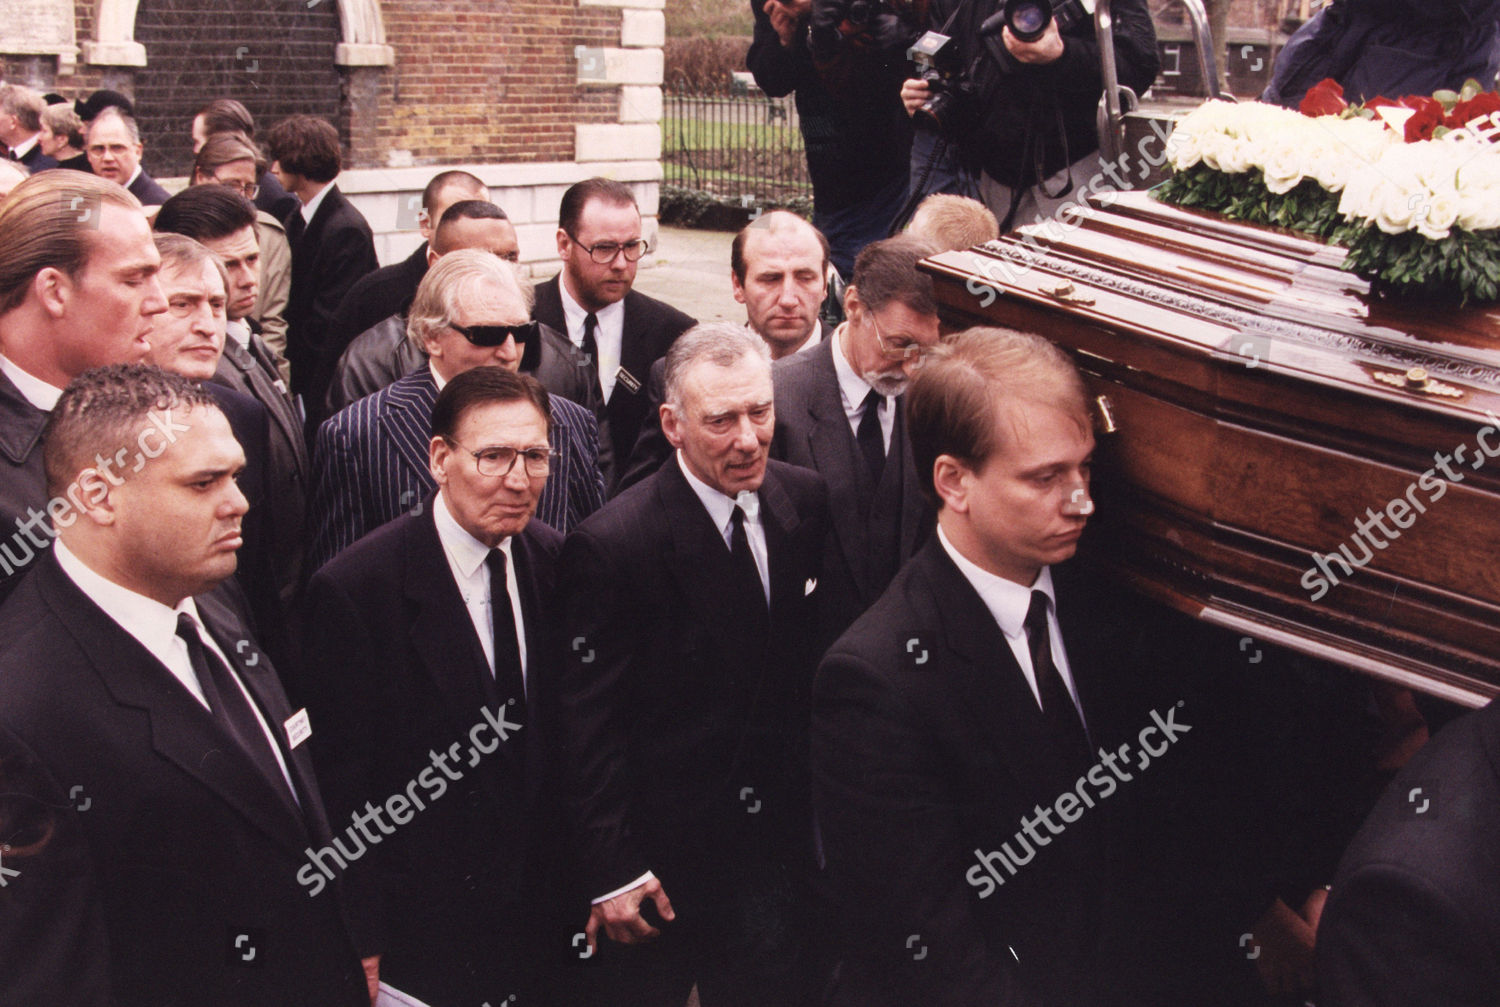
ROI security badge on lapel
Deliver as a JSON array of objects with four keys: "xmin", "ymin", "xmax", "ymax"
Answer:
[
  {"xmin": 615, "ymin": 367, "xmax": 642, "ymax": 395},
  {"xmin": 284, "ymin": 708, "xmax": 312, "ymax": 750}
]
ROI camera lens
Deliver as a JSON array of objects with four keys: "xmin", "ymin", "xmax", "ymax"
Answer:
[
  {"xmin": 847, "ymin": 0, "xmax": 876, "ymax": 24},
  {"xmin": 1003, "ymin": 0, "xmax": 1052, "ymax": 42}
]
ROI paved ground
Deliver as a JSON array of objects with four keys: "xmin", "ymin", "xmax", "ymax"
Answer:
[{"xmin": 633, "ymin": 225, "xmax": 743, "ymax": 324}]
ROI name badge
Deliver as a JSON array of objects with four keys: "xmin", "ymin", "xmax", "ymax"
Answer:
[
  {"xmin": 615, "ymin": 367, "xmax": 642, "ymax": 395},
  {"xmin": 284, "ymin": 708, "xmax": 312, "ymax": 750}
]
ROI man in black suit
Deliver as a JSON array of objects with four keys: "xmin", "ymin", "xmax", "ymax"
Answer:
[
  {"xmin": 533, "ymin": 177, "xmax": 695, "ymax": 487},
  {"xmin": 1318, "ymin": 698, "xmax": 1500, "ymax": 1005},
  {"xmin": 262, "ymin": 114, "xmax": 379, "ymax": 427},
  {"xmin": 325, "ymin": 168, "xmax": 490, "ymax": 356},
  {"xmin": 812, "ymin": 326, "xmax": 1127, "ymax": 1006},
  {"xmin": 0, "ymin": 365, "xmax": 369, "ymax": 1005},
  {"xmin": 155, "ymin": 185, "xmax": 310, "ymax": 617},
  {"xmin": 771, "ymin": 233, "xmax": 939, "ymax": 641},
  {"xmin": 85, "ymin": 107, "xmax": 171, "ymax": 206},
  {"xmin": 298, "ymin": 367, "xmax": 565, "ymax": 1005},
  {"xmin": 308, "ymin": 249, "xmax": 606, "ymax": 574},
  {"xmin": 0, "ymin": 84, "xmax": 59, "ymax": 173},
  {"xmin": 555, "ymin": 322, "xmax": 829, "ymax": 1005},
  {"xmin": 0, "ymin": 171, "xmax": 165, "ymax": 601}
]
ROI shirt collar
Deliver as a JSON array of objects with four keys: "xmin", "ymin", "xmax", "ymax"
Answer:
[
  {"xmin": 10, "ymin": 133, "xmax": 39, "ymax": 159},
  {"xmin": 558, "ymin": 272, "xmax": 625, "ymax": 330},
  {"xmin": 936, "ymin": 525, "xmax": 1055, "ymax": 641},
  {"xmin": 225, "ymin": 318, "xmax": 252, "ymax": 349},
  {"xmin": 831, "ymin": 322, "xmax": 876, "ymax": 411},
  {"xmin": 54, "ymin": 539, "xmax": 202, "ymax": 656},
  {"xmin": 0, "ymin": 354, "xmax": 63, "ymax": 411},
  {"xmin": 676, "ymin": 450, "xmax": 759, "ymax": 533},
  {"xmin": 300, "ymin": 180, "xmax": 334, "ymax": 224},
  {"xmin": 432, "ymin": 490, "xmax": 509, "ymax": 580},
  {"xmin": 125, "ymin": 164, "xmax": 142, "ymax": 190},
  {"xmin": 429, "ymin": 362, "xmax": 447, "ymax": 392}
]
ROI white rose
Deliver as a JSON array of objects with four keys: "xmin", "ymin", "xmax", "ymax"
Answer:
[
  {"xmin": 1412, "ymin": 191, "xmax": 1459, "ymax": 242},
  {"xmin": 1261, "ymin": 142, "xmax": 1306, "ymax": 194}
]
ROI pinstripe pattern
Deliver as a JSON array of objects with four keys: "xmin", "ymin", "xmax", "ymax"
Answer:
[{"xmin": 307, "ymin": 367, "xmax": 605, "ymax": 576}]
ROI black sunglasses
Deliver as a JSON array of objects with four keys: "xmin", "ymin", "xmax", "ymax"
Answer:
[{"xmin": 450, "ymin": 321, "xmax": 539, "ymax": 347}]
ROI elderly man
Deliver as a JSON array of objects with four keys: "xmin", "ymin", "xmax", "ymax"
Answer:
[
  {"xmin": 0, "ymin": 172, "xmax": 165, "ymax": 600},
  {"xmin": 85, "ymin": 107, "xmax": 171, "ymax": 206},
  {"xmin": 0, "ymin": 84, "xmax": 58, "ymax": 172},
  {"xmin": 0, "ymin": 365, "xmax": 369, "ymax": 1006},
  {"xmin": 555, "ymin": 322, "xmax": 828, "ymax": 1006},
  {"xmin": 308, "ymin": 249, "xmax": 605, "ymax": 574},
  {"xmin": 298, "ymin": 367, "xmax": 568, "ymax": 1005}
]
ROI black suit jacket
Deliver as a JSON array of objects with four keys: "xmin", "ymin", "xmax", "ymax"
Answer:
[
  {"xmin": 283, "ymin": 184, "xmax": 379, "ymax": 418},
  {"xmin": 0, "ymin": 371, "xmax": 50, "ymax": 603},
  {"xmin": 532, "ymin": 274, "xmax": 695, "ymax": 487},
  {"xmin": 325, "ymin": 241, "xmax": 428, "ymax": 356},
  {"xmin": 296, "ymin": 505, "xmax": 563, "ymax": 1004},
  {"xmin": 18, "ymin": 143, "xmax": 59, "ymax": 172},
  {"xmin": 1318, "ymin": 698, "xmax": 1500, "ymax": 1006},
  {"xmin": 770, "ymin": 335, "xmax": 931, "ymax": 639},
  {"xmin": 812, "ymin": 536, "xmax": 1138, "ymax": 1007},
  {"xmin": 0, "ymin": 556, "xmax": 366, "ymax": 1006},
  {"xmin": 554, "ymin": 458, "xmax": 828, "ymax": 902},
  {"xmin": 254, "ymin": 169, "xmax": 301, "ymax": 224},
  {"xmin": 126, "ymin": 168, "xmax": 171, "ymax": 206}
]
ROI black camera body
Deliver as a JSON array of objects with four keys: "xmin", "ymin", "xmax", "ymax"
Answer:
[
  {"xmin": 998, "ymin": 0, "xmax": 1093, "ymax": 44},
  {"xmin": 907, "ymin": 30, "xmax": 978, "ymax": 135}
]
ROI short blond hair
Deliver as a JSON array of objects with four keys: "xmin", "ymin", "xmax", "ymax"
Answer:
[
  {"xmin": 0, "ymin": 171, "xmax": 143, "ymax": 316},
  {"xmin": 907, "ymin": 194, "xmax": 1000, "ymax": 252}
]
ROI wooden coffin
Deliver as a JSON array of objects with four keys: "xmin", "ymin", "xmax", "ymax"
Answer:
[{"xmin": 923, "ymin": 191, "xmax": 1500, "ymax": 706}]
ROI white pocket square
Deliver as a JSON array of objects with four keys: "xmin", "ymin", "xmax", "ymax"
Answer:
[{"xmin": 804, "ymin": 578, "xmax": 817, "ymax": 596}]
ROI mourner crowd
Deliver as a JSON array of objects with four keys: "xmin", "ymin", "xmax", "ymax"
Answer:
[{"xmin": 3, "ymin": 0, "xmax": 1500, "ymax": 1000}]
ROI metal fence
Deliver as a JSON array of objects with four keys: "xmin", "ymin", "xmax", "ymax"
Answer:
[{"xmin": 663, "ymin": 86, "xmax": 813, "ymax": 205}]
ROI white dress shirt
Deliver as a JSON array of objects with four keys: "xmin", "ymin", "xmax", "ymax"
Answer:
[
  {"xmin": 0, "ymin": 355, "xmax": 63, "ymax": 411},
  {"xmin": 677, "ymin": 450, "xmax": 769, "ymax": 603},
  {"xmin": 124, "ymin": 164, "xmax": 142, "ymax": 191},
  {"xmin": 9, "ymin": 133, "xmax": 40, "ymax": 161},
  {"xmin": 831, "ymin": 323, "xmax": 894, "ymax": 454},
  {"xmin": 936, "ymin": 526, "xmax": 1087, "ymax": 729},
  {"xmin": 558, "ymin": 276, "xmax": 626, "ymax": 403},
  {"xmin": 431, "ymin": 492, "xmax": 528, "ymax": 686},
  {"xmin": 299, "ymin": 180, "xmax": 334, "ymax": 224},
  {"xmin": 53, "ymin": 540, "xmax": 299, "ymax": 794},
  {"xmin": 225, "ymin": 317, "xmax": 253, "ymax": 350}
]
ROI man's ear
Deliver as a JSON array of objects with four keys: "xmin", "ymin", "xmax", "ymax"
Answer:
[
  {"xmin": 730, "ymin": 271, "xmax": 747, "ymax": 306},
  {"xmin": 425, "ymin": 244, "xmax": 440, "ymax": 268},
  {"xmin": 660, "ymin": 402, "xmax": 684, "ymax": 450},
  {"xmin": 34, "ymin": 266, "xmax": 71, "ymax": 319},
  {"xmin": 843, "ymin": 284, "xmax": 861, "ymax": 320},
  {"xmin": 71, "ymin": 467, "xmax": 122, "ymax": 527},
  {"xmin": 428, "ymin": 436, "xmax": 451, "ymax": 485},
  {"xmin": 932, "ymin": 454, "xmax": 971, "ymax": 514},
  {"xmin": 555, "ymin": 227, "xmax": 570, "ymax": 259}
]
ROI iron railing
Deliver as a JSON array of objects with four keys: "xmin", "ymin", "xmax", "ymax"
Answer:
[{"xmin": 663, "ymin": 86, "xmax": 813, "ymax": 205}]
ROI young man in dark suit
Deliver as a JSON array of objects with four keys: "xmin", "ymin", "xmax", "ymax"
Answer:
[
  {"xmin": 554, "ymin": 322, "xmax": 829, "ymax": 1006},
  {"xmin": 307, "ymin": 250, "xmax": 605, "ymax": 574},
  {"xmin": 0, "ymin": 365, "xmax": 369, "ymax": 1006},
  {"xmin": 532, "ymin": 177, "xmax": 696, "ymax": 488},
  {"xmin": 812, "ymin": 326, "xmax": 1132, "ymax": 1006},
  {"xmin": 0, "ymin": 171, "xmax": 166, "ymax": 602},
  {"xmin": 770, "ymin": 234, "xmax": 939, "ymax": 643},
  {"xmin": 297, "ymin": 367, "xmax": 566, "ymax": 1005},
  {"xmin": 262, "ymin": 114, "xmax": 378, "ymax": 428}
]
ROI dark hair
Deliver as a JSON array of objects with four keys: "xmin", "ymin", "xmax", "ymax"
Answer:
[
  {"xmin": 850, "ymin": 234, "xmax": 938, "ymax": 317},
  {"xmin": 43, "ymin": 365, "xmax": 218, "ymax": 498},
  {"xmin": 155, "ymin": 185, "xmax": 257, "ymax": 243},
  {"xmin": 430, "ymin": 367, "xmax": 552, "ymax": 443},
  {"xmin": 74, "ymin": 89, "xmax": 134, "ymax": 123},
  {"xmin": 261, "ymin": 115, "xmax": 341, "ymax": 183},
  {"xmin": 432, "ymin": 199, "xmax": 507, "ymax": 255},
  {"xmin": 730, "ymin": 210, "xmax": 830, "ymax": 284},
  {"xmin": 422, "ymin": 169, "xmax": 486, "ymax": 214},
  {"xmin": 193, "ymin": 132, "xmax": 266, "ymax": 180},
  {"xmin": 558, "ymin": 177, "xmax": 636, "ymax": 236},
  {"xmin": 195, "ymin": 98, "xmax": 255, "ymax": 138}
]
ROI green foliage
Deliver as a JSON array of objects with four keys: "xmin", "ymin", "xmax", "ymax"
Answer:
[
  {"xmin": 1154, "ymin": 164, "xmax": 1344, "ymax": 238},
  {"xmin": 659, "ymin": 185, "xmax": 813, "ymax": 231}
]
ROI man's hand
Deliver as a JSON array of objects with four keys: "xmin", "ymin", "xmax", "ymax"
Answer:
[
  {"xmin": 585, "ymin": 877, "xmax": 676, "ymax": 953},
  {"xmin": 1249, "ymin": 897, "xmax": 1318, "ymax": 996},
  {"xmin": 765, "ymin": 0, "xmax": 812, "ymax": 47},
  {"xmin": 900, "ymin": 78, "xmax": 930, "ymax": 117},
  {"xmin": 1003, "ymin": 20, "xmax": 1065, "ymax": 64},
  {"xmin": 361, "ymin": 955, "xmax": 380, "ymax": 1005}
]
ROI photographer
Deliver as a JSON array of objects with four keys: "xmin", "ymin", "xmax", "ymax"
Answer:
[
  {"xmin": 748, "ymin": 0, "xmax": 915, "ymax": 277},
  {"xmin": 894, "ymin": 0, "xmax": 1158, "ymax": 231}
]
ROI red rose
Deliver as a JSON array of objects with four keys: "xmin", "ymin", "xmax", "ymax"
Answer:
[
  {"xmin": 1447, "ymin": 91, "xmax": 1500, "ymax": 130},
  {"xmin": 1402, "ymin": 96, "xmax": 1445, "ymax": 142},
  {"xmin": 1300, "ymin": 78, "xmax": 1347, "ymax": 117}
]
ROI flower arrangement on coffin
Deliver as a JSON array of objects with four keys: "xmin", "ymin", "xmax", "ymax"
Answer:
[{"xmin": 1154, "ymin": 80, "xmax": 1500, "ymax": 305}]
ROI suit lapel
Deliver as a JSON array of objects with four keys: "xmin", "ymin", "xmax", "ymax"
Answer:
[
  {"xmin": 616, "ymin": 290, "xmax": 653, "ymax": 397},
  {"xmin": 895, "ymin": 394, "xmax": 930, "ymax": 559},
  {"xmin": 658, "ymin": 462, "xmax": 744, "ymax": 640},
  {"xmin": 803, "ymin": 341, "xmax": 872, "ymax": 595},
  {"xmin": 757, "ymin": 466, "xmax": 804, "ymax": 625},
  {"xmin": 0, "ymin": 371, "xmax": 48, "ymax": 467},
  {"xmin": 381, "ymin": 371, "xmax": 438, "ymax": 487}
]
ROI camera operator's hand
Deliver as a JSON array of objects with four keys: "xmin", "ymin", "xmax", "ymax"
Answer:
[
  {"xmin": 899, "ymin": 78, "xmax": 930, "ymax": 117},
  {"xmin": 765, "ymin": 0, "xmax": 812, "ymax": 47},
  {"xmin": 1002, "ymin": 20, "xmax": 1065, "ymax": 64}
]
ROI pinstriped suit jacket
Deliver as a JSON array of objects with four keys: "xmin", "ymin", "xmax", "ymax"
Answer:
[{"xmin": 306, "ymin": 366, "xmax": 605, "ymax": 576}]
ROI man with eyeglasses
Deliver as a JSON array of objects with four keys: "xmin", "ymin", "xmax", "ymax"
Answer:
[
  {"xmin": 85, "ymin": 106, "xmax": 171, "ymax": 206},
  {"xmin": 533, "ymin": 177, "xmax": 696, "ymax": 492},
  {"xmin": 307, "ymin": 249, "xmax": 606, "ymax": 574},
  {"xmin": 297, "ymin": 366, "xmax": 571, "ymax": 1005},
  {"xmin": 771, "ymin": 234, "xmax": 941, "ymax": 642}
]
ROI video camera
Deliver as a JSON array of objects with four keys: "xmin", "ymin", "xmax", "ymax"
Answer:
[{"xmin": 981, "ymin": 0, "xmax": 1094, "ymax": 44}]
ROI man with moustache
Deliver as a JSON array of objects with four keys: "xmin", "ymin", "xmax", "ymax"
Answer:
[
  {"xmin": 0, "ymin": 365, "xmax": 369, "ymax": 1006},
  {"xmin": 555, "ymin": 323, "xmax": 828, "ymax": 1005},
  {"xmin": 0, "ymin": 171, "xmax": 165, "ymax": 600}
]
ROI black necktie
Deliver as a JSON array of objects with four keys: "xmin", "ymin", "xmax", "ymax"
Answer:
[
  {"xmin": 484, "ymin": 548, "xmax": 527, "ymax": 725},
  {"xmin": 729, "ymin": 505, "xmax": 768, "ymax": 612},
  {"xmin": 857, "ymin": 389, "xmax": 886, "ymax": 486},
  {"xmin": 1024, "ymin": 591, "xmax": 1092, "ymax": 774},
  {"xmin": 582, "ymin": 312, "xmax": 602, "ymax": 399},
  {"xmin": 176, "ymin": 614, "xmax": 294, "ymax": 802}
]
